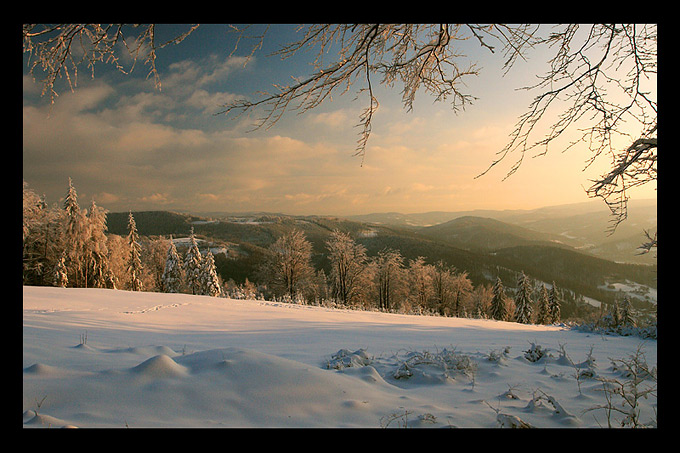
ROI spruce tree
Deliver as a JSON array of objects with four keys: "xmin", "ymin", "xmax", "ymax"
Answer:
[
  {"xmin": 126, "ymin": 211, "xmax": 144, "ymax": 291},
  {"xmin": 86, "ymin": 199, "xmax": 109, "ymax": 288},
  {"xmin": 162, "ymin": 235, "xmax": 183, "ymax": 293},
  {"xmin": 490, "ymin": 277, "xmax": 507, "ymax": 321},
  {"xmin": 536, "ymin": 284, "xmax": 550, "ymax": 324},
  {"xmin": 62, "ymin": 178, "xmax": 88, "ymax": 286},
  {"xmin": 514, "ymin": 272, "xmax": 533, "ymax": 324},
  {"xmin": 201, "ymin": 249, "xmax": 222, "ymax": 297},
  {"xmin": 183, "ymin": 228, "xmax": 203, "ymax": 295},
  {"xmin": 548, "ymin": 282, "xmax": 561, "ymax": 323},
  {"xmin": 621, "ymin": 296, "xmax": 636, "ymax": 327}
]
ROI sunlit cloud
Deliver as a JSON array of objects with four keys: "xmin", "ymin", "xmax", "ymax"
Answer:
[{"xmin": 22, "ymin": 27, "xmax": 656, "ymax": 217}]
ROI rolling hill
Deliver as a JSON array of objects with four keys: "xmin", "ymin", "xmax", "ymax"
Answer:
[
  {"xmin": 348, "ymin": 199, "xmax": 657, "ymax": 265},
  {"xmin": 416, "ymin": 216, "xmax": 569, "ymax": 252},
  {"xmin": 106, "ymin": 208, "xmax": 656, "ymax": 311}
]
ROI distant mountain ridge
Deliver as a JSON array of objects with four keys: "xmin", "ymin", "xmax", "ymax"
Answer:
[
  {"xmin": 417, "ymin": 216, "xmax": 570, "ymax": 252},
  {"xmin": 107, "ymin": 203, "xmax": 657, "ymax": 312},
  {"xmin": 347, "ymin": 199, "xmax": 656, "ymax": 265}
]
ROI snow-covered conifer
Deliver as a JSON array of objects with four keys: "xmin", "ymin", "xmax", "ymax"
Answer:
[
  {"xmin": 621, "ymin": 296, "xmax": 636, "ymax": 327},
  {"xmin": 86, "ymin": 199, "xmax": 109, "ymax": 288},
  {"xmin": 183, "ymin": 228, "xmax": 203, "ymax": 295},
  {"xmin": 490, "ymin": 277, "xmax": 507, "ymax": 321},
  {"xmin": 548, "ymin": 282, "xmax": 561, "ymax": 323},
  {"xmin": 62, "ymin": 178, "xmax": 88, "ymax": 286},
  {"xmin": 126, "ymin": 211, "xmax": 144, "ymax": 291},
  {"xmin": 536, "ymin": 284, "xmax": 550, "ymax": 324},
  {"xmin": 162, "ymin": 236, "xmax": 183, "ymax": 293},
  {"xmin": 514, "ymin": 272, "xmax": 533, "ymax": 324},
  {"xmin": 201, "ymin": 249, "xmax": 222, "ymax": 297}
]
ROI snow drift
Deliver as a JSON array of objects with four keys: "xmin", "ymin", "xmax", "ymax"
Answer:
[{"xmin": 23, "ymin": 286, "xmax": 657, "ymax": 428}]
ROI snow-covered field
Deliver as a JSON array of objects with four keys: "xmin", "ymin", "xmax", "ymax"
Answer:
[{"xmin": 23, "ymin": 286, "xmax": 657, "ymax": 428}]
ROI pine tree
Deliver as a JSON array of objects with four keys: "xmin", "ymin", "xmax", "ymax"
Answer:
[
  {"xmin": 161, "ymin": 235, "xmax": 183, "ymax": 293},
  {"xmin": 548, "ymin": 282, "xmax": 561, "ymax": 323},
  {"xmin": 490, "ymin": 277, "xmax": 508, "ymax": 321},
  {"xmin": 514, "ymin": 272, "xmax": 533, "ymax": 324},
  {"xmin": 183, "ymin": 228, "xmax": 203, "ymax": 295},
  {"xmin": 126, "ymin": 211, "xmax": 144, "ymax": 291},
  {"xmin": 201, "ymin": 249, "xmax": 222, "ymax": 297},
  {"xmin": 536, "ymin": 284, "xmax": 550, "ymax": 324}
]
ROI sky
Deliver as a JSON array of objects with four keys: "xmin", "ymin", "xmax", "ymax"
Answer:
[{"xmin": 22, "ymin": 24, "xmax": 657, "ymax": 217}]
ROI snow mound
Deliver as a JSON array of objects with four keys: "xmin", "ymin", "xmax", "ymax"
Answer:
[
  {"xmin": 129, "ymin": 354, "xmax": 188, "ymax": 378},
  {"xmin": 24, "ymin": 363, "xmax": 61, "ymax": 375}
]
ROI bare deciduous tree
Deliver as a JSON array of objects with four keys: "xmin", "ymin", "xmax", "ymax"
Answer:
[
  {"xmin": 23, "ymin": 24, "xmax": 199, "ymax": 103},
  {"xmin": 23, "ymin": 24, "xmax": 656, "ymax": 233}
]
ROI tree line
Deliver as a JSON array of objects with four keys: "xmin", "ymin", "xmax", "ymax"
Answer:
[
  {"xmin": 24, "ymin": 179, "xmax": 567, "ymax": 324},
  {"xmin": 23, "ymin": 179, "xmax": 221, "ymax": 295}
]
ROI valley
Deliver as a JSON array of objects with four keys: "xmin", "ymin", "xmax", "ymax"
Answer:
[{"xmin": 106, "ymin": 199, "xmax": 657, "ymax": 317}]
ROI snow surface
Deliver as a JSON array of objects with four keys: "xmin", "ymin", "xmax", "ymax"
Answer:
[{"xmin": 23, "ymin": 286, "xmax": 657, "ymax": 428}]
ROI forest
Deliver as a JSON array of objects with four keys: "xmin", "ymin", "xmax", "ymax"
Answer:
[{"xmin": 23, "ymin": 179, "xmax": 656, "ymax": 330}]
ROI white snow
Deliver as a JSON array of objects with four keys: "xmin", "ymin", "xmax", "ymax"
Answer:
[{"xmin": 23, "ymin": 286, "xmax": 657, "ymax": 428}]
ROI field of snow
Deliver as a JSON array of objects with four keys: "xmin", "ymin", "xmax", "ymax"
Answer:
[{"xmin": 23, "ymin": 286, "xmax": 657, "ymax": 428}]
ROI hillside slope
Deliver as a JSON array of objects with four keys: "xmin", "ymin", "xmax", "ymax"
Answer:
[
  {"xmin": 417, "ymin": 216, "xmax": 569, "ymax": 252},
  {"xmin": 106, "ymin": 210, "xmax": 656, "ymax": 310},
  {"xmin": 23, "ymin": 286, "xmax": 658, "ymax": 428}
]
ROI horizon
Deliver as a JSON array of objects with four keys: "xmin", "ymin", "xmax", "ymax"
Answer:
[
  {"xmin": 104, "ymin": 196, "xmax": 657, "ymax": 220},
  {"xmin": 23, "ymin": 25, "xmax": 657, "ymax": 217}
]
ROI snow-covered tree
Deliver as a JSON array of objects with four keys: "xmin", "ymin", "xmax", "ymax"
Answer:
[
  {"xmin": 621, "ymin": 296, "xmax": 636, "ymax": 327},
  {"xmin": 490, "ymin": 277, "xmax": 508, "ymax": 321},
  {"xmin": 451, "ymin": 271, "xmax": 473, "ymax": 317},
  {"xmin": 258, "ymin": 229, "xmax": 314, "ymax": 300},
  {"xmin": 126, "ymin": 211, "xmax": 144, "ymax": 291},
  {"xmin": 141, "ymin": 236, "xmax": 170, "ymax": 292},
  {"xmin": 408, "ymin": 256, "xmax": 434, "ymax": 312},
  {"xmin": 535, "ymin": 284, "xmax": 550, "ymax": 324},
  {"xmin": 326, "ymin": 230, "xmax": 370, "ymax": 306},
  {"xmin": 53, "ymin": 252, "xmax": 68, "ymax": 287},
  {"xmin": 85, "ymin": 199, "xmax": 109, "ymax": 288},
  {"xmin": 431, "ymin": 260, "xmax": 454, "ymax": 315},
  {"xmin": 183, "ymin": 228, "xmax": 203, "ymax": 295},
  {"xmin": 373, "ymin": 248, "xmax": 406, "ymax": 311},
  {"xmin": 201, "ymin": 249, "xmax": 222, "ymax": 297},
  {"xmin": 162, "ymin": 236, "xmax": 183, "ymax": 293},
  {"xmin": 471, "ymin": 284, "xmax": 493, "ymax": 319},
  {"xmin": 548, "ymin": 282, "xmax": 561, "ymax": 323},
  {"xmin": 23, "ymin": 181, "xmax": 64, "ymax": 285},
  {"xmin": 62, "ymin": 178, "xmax": 89, "ymax": 287},
  {"xmin": 514, "ymin": 272, "xmax": 533, "ymax": 324}
]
